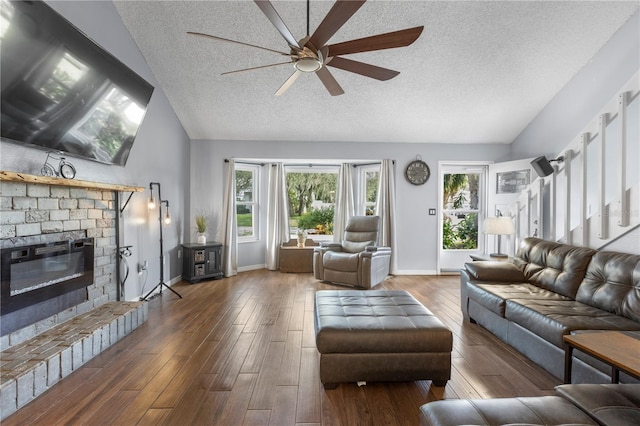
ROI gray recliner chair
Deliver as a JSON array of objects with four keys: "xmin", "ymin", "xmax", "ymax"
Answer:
[{"xmin": 313, "ymin": 215, "xmax": 391, "ymax": 289}]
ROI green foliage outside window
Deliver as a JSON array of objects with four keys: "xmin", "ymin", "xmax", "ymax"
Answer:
[
  {"xmin": 442, "ymin": 172, "xmax": 479, "ymax": 249},
  {"xmin": 296, "ymin": 208, "xmax": 334, "ymax": 235},
  {"xmin": 442, "ymin": 213, "xmax": 478, "ymax": 249}
]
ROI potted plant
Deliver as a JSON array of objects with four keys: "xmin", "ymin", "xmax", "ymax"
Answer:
[{"xmin": 195, "ymin": 214, "xmax": 208, "ymax": 244}]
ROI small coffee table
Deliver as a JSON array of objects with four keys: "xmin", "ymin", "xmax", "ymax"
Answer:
[{"xmin": 563, "ymin": 331, "xmax": 640, "ymax": 384}]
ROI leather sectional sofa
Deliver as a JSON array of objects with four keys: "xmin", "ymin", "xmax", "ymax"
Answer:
[
  {"xmin": 420, "ymin": 383, "xmax": 640, "ymax": 425},
  {"xmin": 460, "ymin": 237, "xmax": 640, "ymax": 383}
]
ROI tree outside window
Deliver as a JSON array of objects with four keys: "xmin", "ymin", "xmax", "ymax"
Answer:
[
  {"xmin": 286, "ymin": 168, "xmax": 337, "ymax": 237},
  {"xmin": 235, "ymin": 166, "xmax": 258, "ymax": 239},
  {"xmin": 442, "ymin": 173, "xmax": 479, "ymax": 249}
]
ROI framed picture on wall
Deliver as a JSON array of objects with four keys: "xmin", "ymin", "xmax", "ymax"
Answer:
[{"xmin": 496, "ymin": 169, "xmax": 530, "ymax": 194}]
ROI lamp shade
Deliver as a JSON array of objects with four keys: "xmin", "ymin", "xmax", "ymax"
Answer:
[{"xmin": 484, "ymin": 216, "xmax": 515, "ymax": 235}]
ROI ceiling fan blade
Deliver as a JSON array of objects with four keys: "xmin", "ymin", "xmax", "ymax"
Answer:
[
  {"xmin": 326, "ymin": 26, "xmax": 424, "ymax": 57},
  {"xmin": 326, "ymin": 56, "xmax": 399, "ymax": 81},
  {"xmin": 308, "ymin": 0, "xmax": 366, "ymax": 50},
  {"xmin": 221, "ymin": 62, "xmax": 293, "ymax": 76},
  {"xmin": 254, "ymin": 0, "xmax": 300, "ymax": 48},
  {"xmin": 187, "ymin": 32, "xmax": 290, "ymax": 56},
  {"xmin": 316, "ymin": 66, "xmax": 344, "ymax": 96},
  {"xmin": 275, "ymin": 70, "xmax": 302, "ymax": 96}
]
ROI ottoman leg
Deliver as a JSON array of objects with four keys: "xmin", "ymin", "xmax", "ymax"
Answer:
[
  {"xmin": 323, "ymin": 383, "xmax": 338, "ymax": 390},
  {"xmin": 433, "ymin": 380, "xmax": 448, "ymax": 387}
]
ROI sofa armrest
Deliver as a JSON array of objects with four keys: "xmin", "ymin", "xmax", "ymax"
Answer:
[
  {"xmin": 315, "ymin": 243, "xmax": 343, "ymax": 254},
  {"xmin": 555, "ymin": 384, "xmax": 640, "ymax": 426},
  {"xmin": 463, "ymin": 261, "xmax": 526, "ymax": 282},
  {"xmin": 360, "ymin": 246, "xmax": 391, "ymax": 258}
]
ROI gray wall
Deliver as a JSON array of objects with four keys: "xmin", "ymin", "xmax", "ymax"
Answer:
[
  {"xmin": 190, "ymin": 140, "xmax": 510, "ymax": 273},
  {"xmin": 510, "ymin": 11, "xmax": 639, "ymax": 160},
  {"xmin": 0, "ymin": 1, "xmax": 190, "ymax": 300}
]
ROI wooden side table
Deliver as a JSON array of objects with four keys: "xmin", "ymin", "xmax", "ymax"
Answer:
[
  {"xmin": 563, "ymin": 331, "xmax": 640, "ymax": 384},
  {"xmin": 279, "ymin": 239, "xmax": 319, "ymax": 273}
]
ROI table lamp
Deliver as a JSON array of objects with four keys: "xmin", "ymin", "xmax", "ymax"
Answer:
[{"xmin": 484, "ymin": 216, "xmax": 515, "ymax": 258}]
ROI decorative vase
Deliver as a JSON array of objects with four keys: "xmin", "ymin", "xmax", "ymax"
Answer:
[
  {"xmin": 297, "ymin": 235, "xmax": 306, "ymax": 247},
  {"xmin": 197, "ymin": 233, "xmax": 207, "ymax": 244}
]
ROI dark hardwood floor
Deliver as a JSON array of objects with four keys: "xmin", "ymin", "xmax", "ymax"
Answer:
[{"xmin": 4, "ymin": 271, "xmax": 560, "ymax": 425}]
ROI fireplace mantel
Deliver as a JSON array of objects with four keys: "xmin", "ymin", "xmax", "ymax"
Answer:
[{"xmin": 0, "ymin": 170, "xmax": 144, "ymax": 192}]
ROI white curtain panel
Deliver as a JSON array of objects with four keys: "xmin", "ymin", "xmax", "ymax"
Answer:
[
  {"xmin": 221, "ymin": 159, "xmax": 237, "ymax": 277},
  {"xmin": 376, "ymin": 159, "xmax": 398, "ymax": 274},
  {"xmin": 333, "ymin": 163, "xmax": 355, "ymax": 242},
  {"xmin": 265, "ymin": 163, "xmax": 290, "ymax": 270}
]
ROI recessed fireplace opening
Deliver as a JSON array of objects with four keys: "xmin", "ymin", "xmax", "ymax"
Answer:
[{"xmin": 1, "ymin": 238, "xmax": 94, "ymax": 315}]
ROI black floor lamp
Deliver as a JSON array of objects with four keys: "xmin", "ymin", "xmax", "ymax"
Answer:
[{"xmin": 142, "ymin": 182, "xmax": 182, "ymax": 301}]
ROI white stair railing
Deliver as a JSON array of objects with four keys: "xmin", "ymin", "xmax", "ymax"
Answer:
[{"xmin": 513, "ymin": 72, "xmax": 639, "ymax": 249}]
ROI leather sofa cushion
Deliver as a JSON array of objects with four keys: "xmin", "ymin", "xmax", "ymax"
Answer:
[
  {"xmin": 505, "ymin": 299, "xmax": 640, "ymax": 347},
  {"xmin": 419, "ymin": 395, "xmax": 598, "ymax": 426},
  {"xmin": 463, "ymin": 261, "xmax": 526, "ymax": 282},
  {"xmin": 516, "ymin": 237, "xmax": 596, "ymax": 299},
  {"xmin": 555, "ymin": 384, "xmax": 640, "ymax": 426},
  {"xmin": 315, "ymin": 290, "xmax": 452, "ymax": 354},
  {"xmin": 576, "ymin": 251, "xmax": 640, "ymax": 323},
  {"xmin": 467, "ymin": 282, "xmax": 570, "ymax": 317}
]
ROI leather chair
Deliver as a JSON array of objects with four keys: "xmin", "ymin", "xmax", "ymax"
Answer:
[{"xmin": 313, "ymin": 216, "xmax": 391, "ymax": 289}]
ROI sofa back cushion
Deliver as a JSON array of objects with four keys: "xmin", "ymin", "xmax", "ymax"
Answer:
[
  {"xmin": 516, "ymin": 238, "xmax": 596, "ymax": 299},
  {"xmin": 575, "ymin": 251, "xmax": 640, "ymax": 322}
]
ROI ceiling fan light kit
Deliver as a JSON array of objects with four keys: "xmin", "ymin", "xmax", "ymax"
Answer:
[{"xmin": 188, "ymin": 0, "xmax": 424, "ymax": 96}]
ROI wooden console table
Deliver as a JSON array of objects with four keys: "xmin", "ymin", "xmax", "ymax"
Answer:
[{"xmin": 563, "ymin": 331, "xmax": 640, "ymax": 384}]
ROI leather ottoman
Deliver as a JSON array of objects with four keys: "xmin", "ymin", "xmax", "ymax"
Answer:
[{"xmin": 314, "ymin": 289, "xmax": 452, "ymax": 389}]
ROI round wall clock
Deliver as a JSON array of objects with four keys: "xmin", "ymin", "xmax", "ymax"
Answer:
[{"xmin": 405, "ymin": 158, "xmax": 430, "ymax": 185}]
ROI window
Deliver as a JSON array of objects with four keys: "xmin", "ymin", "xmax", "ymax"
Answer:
[
  {"xmin": 39, "ymin": 51, "xmax": 88, "ymax": 104},
  {"xmin": 359, "ymin": 165, "xmax": 379, "ymax": 215},
  {"xmin": 442, "ymin": 172, "xmax": 480, "ymax": 250},
  {"xmin": 286, "ymin": 165, "xmax": 338, "ymax": 239},
  {"xmin": 235, "ymin": 165, "xmax": 259, "ymax": 241}
]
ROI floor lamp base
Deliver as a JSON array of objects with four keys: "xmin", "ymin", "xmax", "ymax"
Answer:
[{"xmin": 141, "ymin": 281, "xmax": 182, "ymax": 301}]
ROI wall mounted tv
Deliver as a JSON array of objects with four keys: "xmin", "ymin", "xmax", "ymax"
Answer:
[{"xmin": 1, "ymin": 0, "xmax": 154, "ymax": 166}]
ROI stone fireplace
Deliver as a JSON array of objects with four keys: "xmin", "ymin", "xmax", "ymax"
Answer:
[{"xmin": 0, "ymin": 180, "xmax": 118, "ymax": 348}]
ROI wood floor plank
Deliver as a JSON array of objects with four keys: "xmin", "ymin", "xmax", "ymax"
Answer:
[
  {"xmin": 217, "ymin": 373, "xmax": 259, "ymax": 425},
  {"xmin": 209, "ymin": 331, "xmax": 255, "ymax": 391},
  {"xmin": 190, "ymin": 390, "xmax": 230, "ymax": 424},
  {"xmin": 3, "ymin": 272, "xmax": 564, "ymax": 426},
  {"xmin": 151, "ymin": 339, "xmax": 218, "ymax": 408},
  {"xmin": 249, "ymin": 341, "xmax": 286, "ymax": 409},
  {"xmin": 278, "ymin": 330, "xmax": 302, "ymax": 386},
  {"xmin": 243, "ymin": 409, "xmax": 272, "ymax": 425},
  {"xmin": 269, "ymin": 385, "xmax": 298, "ymax": 425},
  {"xmin": 296, "ymin": 347, "xmax": 322, "ymax": 424}
]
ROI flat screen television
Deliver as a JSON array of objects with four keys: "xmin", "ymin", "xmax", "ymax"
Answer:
[{"xmin": 1, "ymin": 0, "xmax": 154, "ymax": 166}]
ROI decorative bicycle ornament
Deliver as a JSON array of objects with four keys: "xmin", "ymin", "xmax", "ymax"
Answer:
[{"xmin": 41, "ymin": 151, "xmax": 76, "ymax": 179}]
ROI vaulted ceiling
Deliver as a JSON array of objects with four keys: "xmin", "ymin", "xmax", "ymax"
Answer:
[{"xmin": 113, "ymin": 1, "xmax": 639, "ymax": 144}]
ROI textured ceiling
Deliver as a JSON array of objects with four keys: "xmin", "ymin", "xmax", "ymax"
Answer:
[{"xmin": 113, "ymin": 1, "xmax": 638, "ymax": 144}]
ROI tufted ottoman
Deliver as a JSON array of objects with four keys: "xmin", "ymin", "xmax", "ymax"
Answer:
[{"xmin": 314, "ymin": 290, "xmax": 453, "ymax": 389}]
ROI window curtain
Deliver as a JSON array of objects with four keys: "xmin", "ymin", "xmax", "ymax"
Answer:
[
  {"xmin": 376, "ymin": 159, "xmax": 397, "ymax": 274},
  {"xmin": 265, "ymin": 163, "xmax": 290, "ymax": 270},
  {"xmin": 221, "ymin": 159, "xmax": 237, "ymax": 277},
  {"xmin": 333, "ymin": 163, "xmax": 355, "ymax": 241}
]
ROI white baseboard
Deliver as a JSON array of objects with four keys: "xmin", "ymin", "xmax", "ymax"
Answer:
[
  {"xmin": 238, "ymin": 264, "xmax": 267, "ymax": 273},
  {"xmin": 393, "ymin": 269, "xmax": 440, "ymax": 275}
]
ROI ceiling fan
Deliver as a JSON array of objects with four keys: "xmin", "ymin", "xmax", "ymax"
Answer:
[{"xmin": 187, "ymin": 0, "xmax": 423, "ymax": 96}]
